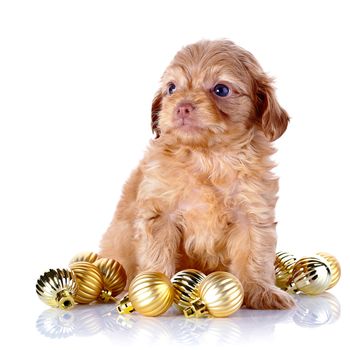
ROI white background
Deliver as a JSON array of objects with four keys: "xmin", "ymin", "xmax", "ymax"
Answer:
[{"xmin": 0, "ymin": 0, "xmax": 349, "ymax": 349}]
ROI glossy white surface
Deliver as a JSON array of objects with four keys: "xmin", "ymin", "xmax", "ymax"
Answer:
[{"xmin": 27, "ymin": 288, "xmax": 348, "ymax": 349}]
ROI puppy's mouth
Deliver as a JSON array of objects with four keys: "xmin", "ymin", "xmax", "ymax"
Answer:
[{"xmin": 173, "ymin": 117, "xmax": 202, "ymax": 132}]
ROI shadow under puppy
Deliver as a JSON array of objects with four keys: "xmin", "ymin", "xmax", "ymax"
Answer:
[{"xmin": 100, "ymin": 40, "xmax": 294, "ymax": 309}]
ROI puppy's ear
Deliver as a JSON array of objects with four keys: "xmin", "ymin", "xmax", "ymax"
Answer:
[
  {"xmin": 257, "ymin": 79, "xmax": 290, "ymax": 141},
  {"xmin": 151, "ymin": 90, "xmax": 162, "ymax": 138}
]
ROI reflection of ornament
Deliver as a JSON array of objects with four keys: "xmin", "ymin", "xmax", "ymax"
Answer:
[
  {"xmin": 168, "ymin": 316, "xmax": 210, "ymax": 345},
  {"xmin": 293, "ymin": 293, "xmax": 341, "ymax": 327},
  {"xmin": 184, "ymin": 271, "xmax": 244, "ymax": 318},
  {"xmin": 275, "ymin": 251, "xmax": 296, "ymax": 290},
  {"xmin": 316, "ymin": 252, "xmax": 341, "ymax": 290},
  {"xmin": 289, "ymin": 257, "xmax": 331, "ymax": 295},
  {"xmin": 116, "ymin": 272, "xmax": 174, "ymax": 316},
  {"xmin": 36, "ymin": 309, "xmax": 76, "ymax": 338},
  {"xmin": 171, "ymin": 269, "xmax": 206, "ymax": 311},
  {"xmin": 70, "ymin": 251, "xmax": 99, "ymax": 264},
  {"xmin": 72, "ymin": 306, "xmax": 103, "ymax": 336},
  {"xmin": 36, "ymin": 269, "xmax": 77, "ymax": 310},
  {"xmin": 36, "ymin": 304, "xmax": 120, "ymax": 338},
  {"xmin": 93, "ymin": 258, "xmax": 127, "ymax": 302},
  {"xmin": 70, "ymin": 262, "xmax": 104, "ymax": 304}
]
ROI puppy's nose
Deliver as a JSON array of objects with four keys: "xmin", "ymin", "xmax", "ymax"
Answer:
[{"xmin": 176, "ymin": 103, "xmax": 195, "ymax": 119}]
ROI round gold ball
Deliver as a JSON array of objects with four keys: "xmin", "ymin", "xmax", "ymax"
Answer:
[
  {"xmin": 70, "ymin": 251, "xmax": 100, "ymax": 264},
  {"xmin": 93, "ymin": 257, "xmax": 127, "ymax": 297},
  {"xmin": 275, "ymin": 251, "xmax": 296, "ymax": 290},
  {"xmin": 36, "ymin": 268, "xmax": 77, "ymax": 310},
  {"xmin": 316, "ymin": 252, "xmax": 341, "ymax": 290},
  {"xmin": 198, "ymin": 271, "xmax": 244, "ymax": 317},
  {"xmin": 129, "ymin": 271, "xmax": 175, "ymax": 316},
  {"xmin": 291, "ymin": 256, "xmax": 331, "ymax": 295},
  {"xmin": 70, "ymin": 261, "xmax": 104, "ymax": 304},
  {"xmin": 171, "ymin": 269, "xmax": 206, "ymax": 311}
]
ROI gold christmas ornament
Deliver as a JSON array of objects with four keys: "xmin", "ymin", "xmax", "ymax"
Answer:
[
  {"xmin": 316, "ymin": 252, "xmax": 341, "ymax": 290},
  {"xmin": 36, "ymin": 268, "xmax": 78, "ymax": 310},
  {"xmin": 116, "ymin": 271, "xmax": 174, "ymax": 316},
  {"xmin": 289, "ymin": 256, "xmax": 332, "ymax": 295},
  {"xmin": 171, "ymin": 269, "xmax": 206, "ymax": 311},
  {"xmin": 70, "ymin": 261, "xmax": 104, "ymax": 304},
  {"xmin": 184, "ymin": 271, "xmax": 244, "ymax": 318},
  {"xmin": 274, "ymin": 251, "xmax": 296, "ymax": 290},
  {"xmin": 93, "ymin": 257, "xmax": 127, "ymax": 302},
  {"xmin": 70, "ymin": 251, "xmax": 99, "ymax": 264}
]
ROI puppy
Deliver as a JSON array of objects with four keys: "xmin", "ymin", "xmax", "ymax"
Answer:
[{"xmin": 100, "ymin": 40, "xmax": 294, "ymax": 309}]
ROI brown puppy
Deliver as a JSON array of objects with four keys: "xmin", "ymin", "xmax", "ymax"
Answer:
[{"xmin": 100, "ymin": 40, "xmax": 294, "ymax": 309}]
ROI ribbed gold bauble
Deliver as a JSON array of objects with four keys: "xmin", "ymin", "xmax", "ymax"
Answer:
[
  {"xmin": 70, "ymin": 262, "xmax": 104, "ymax": 304},
  {"xmin": 185, "ymin": 271, "xmax": 244, "ymax": 318},
  {"xmin": 93, "ymin": 258, "xmax": 127, "ymax": 302},
  {"xmin": 36, "ymin": 268, "xmax": 77, "ymax": 310},
  {"xmin": 70, "ymin": 251, "xmax": 99, "ymax": 264},
  {"xmin": 289, "ymin": 256, "xmax": 331, "ymax": 295},
  {"xmin": 171, "ymin": 269, "xmax": 206, "ymax": 311},
  {"xmin": 198, "ymin": 271, "xmax": 244, "ymax": 317},
  {"xmin": 117, "ymin": 271, "xmax": 174, "ymax": 316},
  {"xmin": 316, "ymin": 252, "xmax": 341, "ymax": 290},
  {"xmin": 275, "ymin": 251, "xmax": 296, "ymax": 290}
]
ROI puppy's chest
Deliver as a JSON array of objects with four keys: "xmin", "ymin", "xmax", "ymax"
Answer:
[{"xmin": 140, "ymin": 156, "xmax": 239, "ymax": 219}]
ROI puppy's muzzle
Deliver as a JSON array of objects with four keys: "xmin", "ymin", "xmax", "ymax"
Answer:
[{"xmin": 174, "ymin": 102, "xmax": 195, "ymax": 123}]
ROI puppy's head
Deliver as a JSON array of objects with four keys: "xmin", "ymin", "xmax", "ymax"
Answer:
[{"xmin": 151, "ymin": 40, "xmax": 289, "ymax": 145}]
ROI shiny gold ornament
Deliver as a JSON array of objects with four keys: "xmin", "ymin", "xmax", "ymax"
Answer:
[
  {"xmin": 117, "ymin": 272, "xmax": 174, "ymax": 316},
  {"xmin": 275, "ymin": 251, "xmax": 296, "ymax": 290},
  {"xmin": 36, "ymin": 268, "xmax": 78, "ymax": 310},
  {"xmin": 93, "ymin": 258, "xmax": 127, "ymax": 302},
  {"xmin": 316, "ymin": 252, "xmax": 341, "ymax": 289},
  {"xmin": 70, "ymin": 261, "xmax": 104, "ymax": 304},
  {"xmin": 70, "ymin": 251, "xmax": 99, "ymax": 264},
  {"xmin": 289, "ymin": 256, "xmax": 332, "ymax": 295},
  {"xmin": 184, "ymin": 271, "xmax": 244, "ymax": 318},
  {"xmin": 171, "ymin": 269, "xmax": 206, "ymax": 311}
]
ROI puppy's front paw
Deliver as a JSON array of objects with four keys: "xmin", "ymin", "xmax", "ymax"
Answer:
[{"xmin": 244, "ymin": 283, "xmax": 295, "ymax": 310}]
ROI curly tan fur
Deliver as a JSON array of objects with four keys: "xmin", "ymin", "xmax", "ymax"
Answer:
[{"xmin": 100, "ymin": 40, "xmax": 294, "ymax": 309}]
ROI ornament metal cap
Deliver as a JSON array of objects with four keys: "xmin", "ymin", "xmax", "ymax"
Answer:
[
  {"xmin": 183, "ymin": 298, "xmax": 209, "ymax": 318},
  {"xmin": 56, "ymin": 290, "xmax": 75, "ymax": 310},
  {"xmin": 116, "ymin": 294, "xmax": 135, "ymax": 314},
  {"xmin": 100, "ymin": 289, "xmax": 115, "ymax": 303}
]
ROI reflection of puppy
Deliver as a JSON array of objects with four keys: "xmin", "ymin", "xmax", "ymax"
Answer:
[{"xmin": 100, "ymin": 40, "xmax": 294, "ymax": 309}]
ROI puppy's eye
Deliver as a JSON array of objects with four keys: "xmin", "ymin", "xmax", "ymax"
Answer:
[
  {"xmin": 167, "ymin": 83, "xmax": 176, "ymax": 95},
  {"xmin": 213, "ymin": 84, "xmax": 230, "ymax": 97}
]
